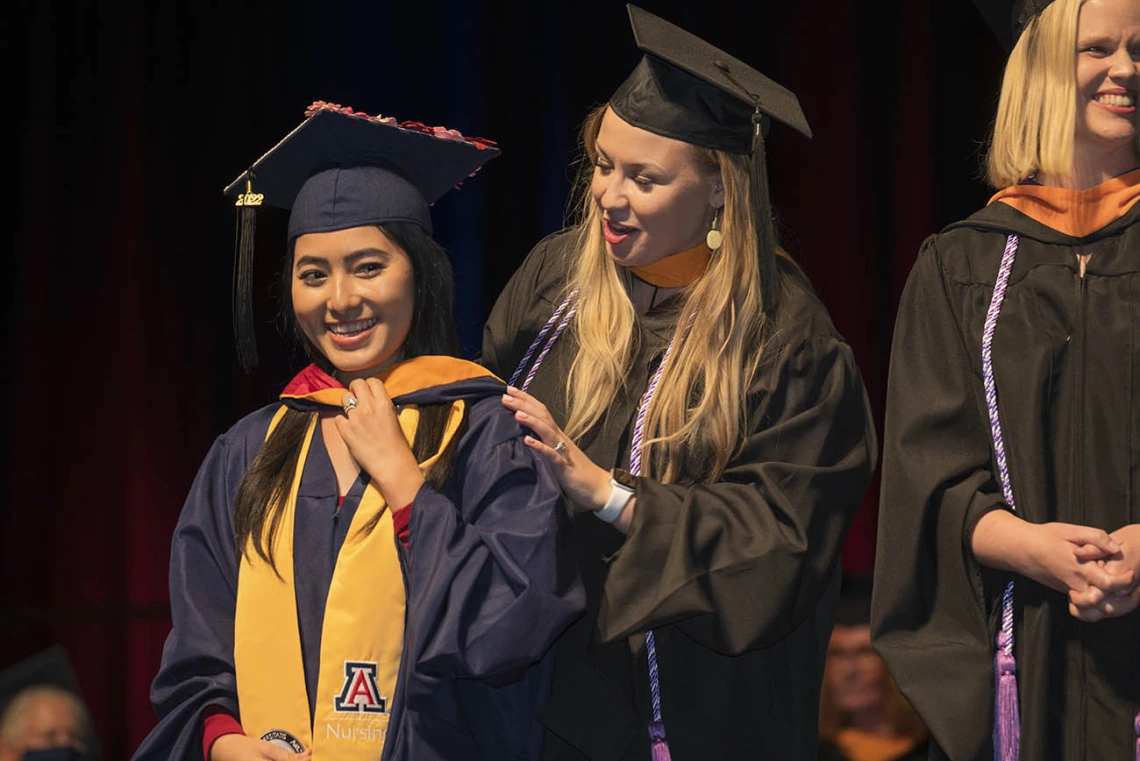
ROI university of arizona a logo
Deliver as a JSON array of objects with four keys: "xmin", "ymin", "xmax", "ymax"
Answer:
[{"xmin": 334, "ymin": 661, "xmax": 387, "ymax": 714}]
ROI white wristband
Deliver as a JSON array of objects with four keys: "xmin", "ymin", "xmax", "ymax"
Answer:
[{"xmin": 595, "ymin": 477, "xmax": 635, "ymax": 524}]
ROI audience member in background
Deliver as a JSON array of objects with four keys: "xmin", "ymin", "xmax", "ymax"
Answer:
[
  {"xmin": 0, "ymin": 647, "xmax": 96, "ymax": 761},
  {"xmin": 818, "ymin": 579, "xmax": 927, "ymax": 761}
]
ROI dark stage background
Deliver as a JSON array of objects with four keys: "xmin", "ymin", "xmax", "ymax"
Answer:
[{"xmin": 3, "ymin": 1, "xmax": 1005, "ymax": 757}]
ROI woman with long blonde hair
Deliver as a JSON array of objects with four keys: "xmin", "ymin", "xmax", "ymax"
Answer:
[
  {"xmin": 482, "ymin": 6, "xmax": 876, "ymax": 759},
  {"xmin": 874, "ymin": 0, "xmax": 1140, "ymax": 759}
]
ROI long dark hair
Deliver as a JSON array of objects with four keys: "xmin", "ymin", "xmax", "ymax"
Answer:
[{"xmin": 232, "ymin": 222, "xmax": 466, "ymax": 572}]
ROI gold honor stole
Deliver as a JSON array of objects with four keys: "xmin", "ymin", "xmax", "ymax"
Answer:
[{"xmin": 234, "ymin": 357, "xmax": 478, "ymax": 757}]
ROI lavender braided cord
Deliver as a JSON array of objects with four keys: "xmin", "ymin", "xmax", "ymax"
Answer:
[
  {"xmin": 508, "ymin": 290, "xmax": 578, "ymax": 389},
  {"xmin": 631, "ymin": 311, "xmax": 696, "ymax": 744},
  {"xmin": 635, "ymin": 340, "xmax": 677, "ymax": 727},
  {"xmin": 646, "ymin": 630, "xmax": 664, "ymax": 723},
  {"xmin": 521, "ymin": 305, "xmax": 577, "ymax": 393},
  {"xmin": 629, "ymin": 320, "xmax": 686, "ymax": 476},
  {"xmin": 507, "ymin": 292, "xmax": 698, "ymax": 752},
  {"xmin": 981, "ymin": 234, "xmax": 1019, "ymax": 653}
]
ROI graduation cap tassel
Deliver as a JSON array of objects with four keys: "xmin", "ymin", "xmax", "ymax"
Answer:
[
  {"xmin": 748, "ymin": 107, "xmax": 779, "ymax": 313},
  {"xmin": 233, "ymin": 174, "xmax": 262, "ymax": 371}
]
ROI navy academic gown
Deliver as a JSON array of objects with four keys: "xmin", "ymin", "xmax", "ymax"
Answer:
[{"xmin": 132, "ymin": 373, "xmax": 584, "ymax": 761}]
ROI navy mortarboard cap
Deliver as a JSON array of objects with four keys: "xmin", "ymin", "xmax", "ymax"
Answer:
[
  {"xmin": 975, "ymin": 0, "xmax": 1056, "ymax": 51},
  {"xmin": 0, "ymin": 646, "xmax": 99, "ymax": 760},
  {"xmin": 834, "ymin": 576, "xmax": 873, "ymax": 628},
  {"xmin": 224, "ymin": 102, "xmax": 499, "ymax": 370},
  {"xmin": 609, "ymin": 5, "xmax": 810, "ymax": 311}
]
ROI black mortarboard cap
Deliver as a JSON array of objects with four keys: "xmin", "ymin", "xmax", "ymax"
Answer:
[
  {"xmin": 835, "ymin": 575, "xmax": 873, "ymax": 627},
  {"xmin": 0, "ymin": 646, "xmax": 99, "ymax": 759},
  {"xmin": 223, "ymin": 103, "xmax": 499, "ymax": 370},
  {"xmin": 610, "ymin": 4, "xmax": 812, "ymax": 152},
  {"xmin": 609, "ymin": 5, "xmax": 810, "ymax": 312},
  {"xmin": 975, "ymin": 0, "xmax": 1057, "ymax": 51}
]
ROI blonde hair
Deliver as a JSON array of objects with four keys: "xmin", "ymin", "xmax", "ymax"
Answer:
[
  {"xmin": 562, "ymin": 106, "xmax": 770, "ymax": 484},
  {"xmin": 987, "ymin": 0, "xmax": 1140, "ymax": 187}
]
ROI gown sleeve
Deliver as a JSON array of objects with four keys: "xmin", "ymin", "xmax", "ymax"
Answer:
[
  {"xmin": 870, "ymin": 238, "xmax": 1006, "ymax": 761},
  {"xmin": 402, "ymin": 408, "xmax": 584, "ymax": 685},
  {"xmin": 597, "ymin": 332, "xmax": 877, "ymax": 655},
  {"xmin": 131, "ymin": 433, "xmax": 249, "ymax": 761}
]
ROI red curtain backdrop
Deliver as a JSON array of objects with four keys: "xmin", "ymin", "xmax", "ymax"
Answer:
[{"xmin": 3, "ymin": 2, "xmax": 1005, "ymax": 757}]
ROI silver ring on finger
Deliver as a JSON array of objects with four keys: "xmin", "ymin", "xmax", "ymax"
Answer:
[
  {"xmin": 553, "ymin": 440, "xmax": 567, "ymax": 455},
  {"xmin": 342, "ymin": 395, "xmax": 359, "ymax": 414}
]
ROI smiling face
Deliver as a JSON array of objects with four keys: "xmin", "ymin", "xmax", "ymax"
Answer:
[
  {"xmin": 589, "ymin": 108, "xmax": 724, "ymax": 268},
  {"xmin": 1074, "ymin": 0, "xmax": 1140, "ymax": 172},
  {"xmin": 290, "ymin": 225, "xmax": 416, "ymax": 384}
]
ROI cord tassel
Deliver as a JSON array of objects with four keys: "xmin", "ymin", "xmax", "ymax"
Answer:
[
  {"xmin": 648, "ymin": 721, "xmax": 672, "ymax": 761},
  {"xmin": 993, "ymin": 628, "xmax": 1020, "ymax": 761}
]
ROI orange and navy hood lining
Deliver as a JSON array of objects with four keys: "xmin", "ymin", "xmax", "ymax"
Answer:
[{"xmin": 281, "ymin": 355, "xmax": 503, "ymax": 409}]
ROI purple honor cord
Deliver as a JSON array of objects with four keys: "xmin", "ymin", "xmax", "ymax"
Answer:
[
  {"xmin": 508, "ymin": 290, "xmax": 578, "ymax": 392},
  {"xmin": 982, "ymin": 234, "xmax": 1021, "ymax": 761},
  {"xmin": 630, "ymin": 313, "xmax": 691, "ymax": 761},
  {"xmin": 978, "ymin": 231, "xmax": 1140, "ymax": 760},
  {"xmin": 510, "ymin": 295, "xmax": 695, "ymax": 759},
  {"xmin": 983, "ymin": 236, "xmax": 1140, "ymax": 759}
]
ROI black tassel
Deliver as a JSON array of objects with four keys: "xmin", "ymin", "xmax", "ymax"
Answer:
[
  {"xmin": 748, "ymin": 108, "xmax": 779, "ymax": 313},
  {"xmin": 233, "ymin": 179, "xmax": 260, "ymax": 372}
]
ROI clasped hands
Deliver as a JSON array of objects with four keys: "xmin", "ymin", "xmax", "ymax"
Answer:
[{"xmin": 973, "ymin": 511, "xmax": 1140, "ymax": 622}]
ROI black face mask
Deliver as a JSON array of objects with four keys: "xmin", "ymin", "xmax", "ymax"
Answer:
[{"xmin": 22, "ymin": 748, "xmax": 86, "ymax": 761}]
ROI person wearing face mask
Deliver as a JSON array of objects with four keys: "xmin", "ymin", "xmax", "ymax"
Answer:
[
  {"xmin": 0, "ymin": 648, "xmax": 97, "ymax": 761},
  {"xmin": 129, "ymin": 102, "xmax": 583, "ymax": 761},
  {"xmin": 481, "ymin": 6, "xmax": 877, "ymax": 759},
  {"xmin": 873, "ymin": 1, "xmax": 1140, "ymax": 759}
]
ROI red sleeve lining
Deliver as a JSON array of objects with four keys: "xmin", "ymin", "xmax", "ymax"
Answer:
[
  {"xmin": 392, "ymin": 502, "xmax": 412, "ymax": 547},
  {"xmin": 202, "ymin": 706, "xmax": 244, "ymax": 760}
]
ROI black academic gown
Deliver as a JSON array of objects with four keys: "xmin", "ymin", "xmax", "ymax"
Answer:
[
  {"xmin": 482, "ymin": 230, "xmax": 877, "ymax": 760},
  {"xmin": 132, "ymin": 373, "xmax": 584, "ymax": 761},
  {"xmin": 873, "ymin": 201, "xmax": 1140, "ymax": 761}
]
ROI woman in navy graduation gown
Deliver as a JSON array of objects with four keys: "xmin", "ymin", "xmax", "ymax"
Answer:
[{"xmin": 131, "ymin": 103, "xmax": 583, "ymax": 761}]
